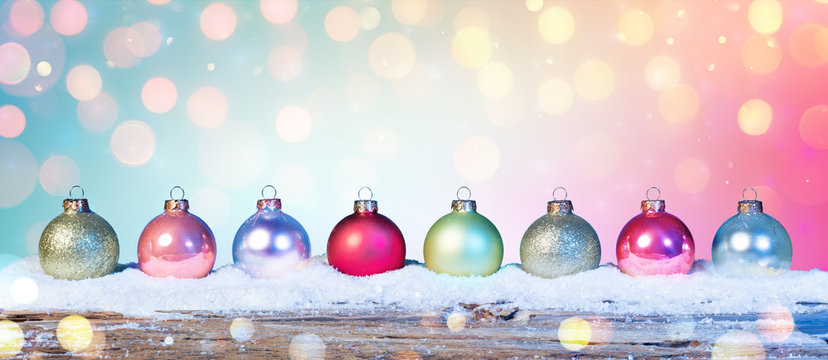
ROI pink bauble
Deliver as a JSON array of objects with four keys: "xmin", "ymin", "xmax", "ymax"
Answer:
[
  {"xmin": 327, "ymin": 199, "xmax": 406, "ymax": 276},
  {"xmin": 616, "ymin": 199, "xmax": 694, "ymax": 276},
  {"xmin": 138, "ymin": 199, "xmax": 216, "ymax": 278}
]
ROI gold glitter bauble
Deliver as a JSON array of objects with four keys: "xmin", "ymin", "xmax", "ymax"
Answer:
[{"xmin": 39, "ymin": 199, "xmax": 119, "ymax": 280}]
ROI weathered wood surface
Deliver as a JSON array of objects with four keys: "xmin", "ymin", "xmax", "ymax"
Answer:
[{"xmin": 3, "ymin": 306, "xmax": 828, "ymax": 359}]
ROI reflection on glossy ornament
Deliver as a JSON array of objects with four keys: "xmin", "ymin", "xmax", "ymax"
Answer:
[
  {"xmin": 616, "ymin": 187, "xmax": 694, "ymax": 276},
  {"xmin": 424, "ymin": 186, "xmax": 503, "ymax": 276},
  {"xmin": 138, "ymin": 186, "xmax": 216, "ymax": 278},
  {"xmin": 233, "ymin": 185, "xmax": 310, "ymax": 278},
  {"xmin": 520, "ymin": 187, "xmax": 601, "ymax": 278},
  {"xmin": 39, "ymin": 186, "xmax": 119, "ymax": 280},
  {"xmin": 712, "ymin": 188, "xmax": 792, "ymax": 276}
]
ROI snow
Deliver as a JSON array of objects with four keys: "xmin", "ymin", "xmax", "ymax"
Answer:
[{"xmin": 1, "ymin": 256, "xmax": 827, "ymax": 318}]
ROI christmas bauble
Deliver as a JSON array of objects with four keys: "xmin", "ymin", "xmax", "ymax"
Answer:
[
  {"xmin": 711, "ymin": 188, "xmax": 792, "ymax": 276},
  {"xmin": 327, "ymin": 187, "xmax": 406, "ymax": 276},
  {"xmin": 138, "ymin": 186, "xmax": 216, "ymax": 278},
  {"xmin": 616, "ymin": 187, "xmax": 694, "ymax": 276},
  {"xmin": 233, "ymin": 186, "xmax": 311, "ymax": 278},
  {"xmin": 520, "ymin": 188, "xmax": 600, "ymax": 278},
  {"xmin": 39, "ymin": 186, "xmax": 119, "ymax": 280},
  {"xmin": 424, "ymin": 187, "xmax": 503, "ymax": 276}
]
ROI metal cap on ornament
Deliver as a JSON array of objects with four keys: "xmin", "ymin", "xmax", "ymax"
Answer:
[
  {"xmin": 164, "ymin": 185, "xmax": 189, "ymax": 212},
  {"xmin": 354, "ymin": 186, "xmax": 378, "ymax": 213},
  {"xmin": 547, "ymin": 187, "xmax": 573, "ymax": 215},
  {"xmin": 738, "ymin": 187, "xmax": 763, "ymax": 214},
  {"xmin": 257, "ymin": 184, "xmax": 282, "ymax": 210},
  {"xmin": 641, "ymin": 186, "xmax": 666, "ymax": 214},
  {"xmin": 451, "ymin": 186, "xmax": 476, "ymax": 212},
  {"xmin": 62, "ymin": 185, "xmax": 90, "ymax": 213}
]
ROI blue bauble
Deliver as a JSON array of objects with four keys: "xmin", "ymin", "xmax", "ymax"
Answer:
[
  {"xmin": 233, "ymin": 197, "xmax": 310, "ymax": 278},
  {"xmin": 712, "ymin": 198, "xmax": 792, "ymax": 276}
]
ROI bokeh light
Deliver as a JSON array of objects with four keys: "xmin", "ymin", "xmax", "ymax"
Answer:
[
  {"xmin": 187, "ymin": 86, "xmax": 228, "ymax": 128},
  {"xmin": 198, "ymin": 122, "xmax": 267, "ymax": 189},
  {"xmin": 345, "ymin": 74, "xmax": 380, "ymax": 110},
  {"xmin": 332, "ymin": 155, "xmax": 377, "ymax": 200},
  {"xmin": 741, "ymin": 35, "xmax": 782, "ymax": 74},
  {"xmin": 446, "ymin": 312, "xmax": 467, "ymax": 332},
  {"xmin": 39, "ymin": 155, "xmax": 80, "ymax": 196},
  {"xmin": 110, "ymin": 120, "xmax": 156, "ymax": 166},
  {"xmin": 526, "ymin": 0, "xmax": 543, "ymax": 13},
  {"xmin": 0, "ymin": 42, "xmax": 31, "ymax": 85},
  {"xmin": 147, "ymin": 0, "xmax": 170, "ymax": 5},
  {"xmin": 557, "ymin": 316, "xmax": 591, "ymax": 351},
  {"xmin": 359, "ymin": 7, "xmax": 381, "ymax": 30},
  {"xmin": 229, "ymin": 318, "xmax": 254, "ymax": 342},
  {"xmin": 575, "ymin": 133, "xmax": 621, "ymax": 179},
  {"xmin": 477, "ymin": 61, "xmax": 513, "ymax": 98},
  {"xmin": 363, "ymin": 127, "xmax": 400, "ymax": 162},
  {"xmin": 451, "ymin": 26, "xmax": 493, "ymax": 69},
  {"xmin": 0, "ymin": 140, "xmax": 38, "ymax": 208},
  {"xmin": 757, "ymin": 304, "xmax": 794, "ymax": 342},
  {"xmin": 454, "ymin": 135, "xmax": 500, "ymax": 182},
  {"xmin": 141, "ymin": 77, "xmax": 177, "ymax": 113},
  {"xmin": 658, "ymin": 83, "xmax": 700, "ymax": 124},
  {"xmin": 104, "ymin": 27, "xmax": 140, "ymax": 68},
  {"xmin": 0, "ymin": 320, "xmax": 24, "ymax": 358},
  {"xmin": 392, "ymin": 62, "xmax": 431, "ymax": 102},
  {"xmin": 273, "ymin": 164, "xmax": 314, "ymax": 203},
  {"xmin": 49, "ymin": 0, "xmax": 87, "ymax": 36},
  {"xmin": 56, "ymin": 315, "xmax": 93, "ymax": 352},
  {"xmin": 35, "ymin": 60, "xmax": 50, "ymax": 76},
  {"xmin": 0, "ymin": 105, "xmax": 25, "ymax": 138},
  {"xmin": 711, "ymin": 330, "xmax": 766, "ymax": 359},
  {"xmin": 288, "ymin": 333, "xmax": 326, "ymax": 360},
  {"xmin": 538, "ymin": 78, "xmax": 574, "ymax": 115},
  {"xmin": 799, "ymin": 105, "xmax": 828, "ymax": 149},
  {"xmin": 748, "ymin": 0, "xmax": 782, "ymax": 35},
  {"xmin": 9, "ymin": 0, "xmax": 44, "ymax": 36},
  {"xmin": 126, "ymin": 22, "xmax": 162, "ymax": 58},
  {"xmin": 369, "ymin": 33, "xmax": 416, "ymax": 79},
  {"xmin": 573, "ymin": 60, "xmax": 615, "ymax": 101},
  {"xmin": 200, "ymin": 2, "xmax": 237, "ymax": 41},
  {"xmin": 617, "ymin": 9, "xmax": 653, "ymax": 46},
  {"xmin": 10, "ymin": 276, "xmax": 38, "ymax": 304},
  {"xmin": 454, "ymin": 7, "xmax": 489, "ymax": 32},
  {"xmin": 645, "ymin": 55, "xmax": 681, "ymax": 91},
  {"xmin": 260, "ymin": 0, "xmax": 297, "ymax": 25},
  {"xmin": 674, "ymin": 157, "xmax": 710, "ymax": 194},
  {"xmin": 190, "ymin": 188, "xmax": 230, "ymax": 227},
  {"xmin": 391, "ymin": 0, "xmax": 428, "ymax": 25},
  {"xmin": 486, "ymin": 92, "xmax": 526, "ymax": 127},
  {"xmin": 538, "ymin": 6, "xmax": 575, "ymax": 44},
  {"xmin": 65, "ymin": 64, "xmax": 101, "ymax": 101},
  {"xmin": 77, "ymin": 91, "xmax": 117, "ymax": 132},
  {"xmin": 738, "ymin": 99, "xmax": 773, "ymax": 136},
  {"xmin": 789, "ymin": 24, "xmax": 828, "ymax": 68},
  {"xmin": 267, "ymin": 46, "xmax": 303, "ymax": 82},
  {"xmin": 275, "ymin": 105, "xmax": 312, "ymax": 143},
  {"xmin": 325, "ymin": 6, "xmax": 360, "ymax": 42}
]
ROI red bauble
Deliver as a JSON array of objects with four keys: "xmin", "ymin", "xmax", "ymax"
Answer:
[
  {"xmin": 327, "ymin": 199, "xmax": 405, "ymax": 276},
  {"xmin": 616, "ymin": 197, "xmax": 695, "ymax": 276}
]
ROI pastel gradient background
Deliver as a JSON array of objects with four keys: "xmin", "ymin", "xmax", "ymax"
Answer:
[{"xmin": 1, "ymin": 0, "xmax": 827, "ymax": 271}]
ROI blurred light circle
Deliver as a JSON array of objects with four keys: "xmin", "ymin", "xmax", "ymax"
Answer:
[
  {"xmin": 10, "ymin": 277, "xmax": 38, "ymax": 304},
  {"xmin": 391, "ymin": 0, "xmax": 428, "ymax": 25},
  {"xmin": 49, "ymin": 0, "xmax": 86, "ymax": 36},
  {"xmin": 454, "ymin": 135, "xmax": 500, "ymax": 182},
  {"xmin": 0, "ymin": 319, "xmax": 24, "ymax": 358},
  {"xmin": 573, "ymin": 60, "xmax": 615, "ymax": 101},
  {"xmin": 0, "ymin": 42, "xmax": 31, "ymax": 85},
  {"xmin": 645, "ymin": 55, "xmax": 681, "ymax": 91},
  {"xmin": 617, "ymin": 9, "xmax": 653, "ymax": 46},
  {"xmin": 477, "ymin": 61, "xmax": 513, "ymax": 99},
  {"xmin": 190, "ymin": 188, "xmax": 230, "ymax": 227},
  {"xmin": 658, "ymin": 83, "xmax": 699, "ymax": 124},
  {"xmin": 558, "ymin": 316, "xmax": 591, "ymax": 351},
  {"xmin": 789, "ymin": 24, "xmax": 828, "ymax": 68},
  {"xmin": 126, "ymin": 22, "xmax": 161, "ymax": 58},
  {"xmin": 392, "ymin": 62, "xmax": 431, "ymax": 102},
  {"xmin": 585, "ymin": 316, "xmax": 613, "ymax": 344},
  {"xmin": 711, "ymin": 330, "xmax": 766, "ymax": 360},
  {"xmin": 363, "ymin": 127, "xmax": 400, "ymax": 162},
  {"xmin": 25, "ymin": 220, "xmax": 48, "ymax": 255},
  {"xmin": 454, "ymin": 7, "xmax": 489, "ymax": 32},
  {"xmin": 757, "ymin": 304, "xmax": 794, "ymax": 342},
  {"xmin": 77, "ymin": 91, "xmax": 117, "ymax": 132},
  {"xmin": 9, "ymin": 0, "xmax": 44, "ymax": 36},
  {"xmin": 451, "ymin": 26, "xmax": 492, "ymax": 69},
  {"xmin": 66, "ymin": 65, "xmax": 101, "ymax": 101},
  {"xmin": 333, "ymin": 155, "xmax": 377, "ymax": 200},
  {"xmin": 288, "ymin": 333, "xmax": 326, "ymax": 360},
  {"xmin": 748, "ymin": 0, "xmax": 782, "ymax": 35},
  {"xmin": 39, "ymin": 155, "xmax": 80, "ymax": 196},
  {"xmin": 1, "ymin": 28, "xmax": 65, "ymax": 96},
  {"xmin": 147, "ymin": 0, "xmax": 171, "ymax": 4},
  {"xmin": 446, "ymin": 313, "xmax": 466, "ymax": 332},
  {"xmin": 110, "ymin": 120, "xmax": 156, "ymax": 166},
  {"xmin": 576, "ymin": 133, "xmax": 621, "ymax": 179},
  {"xmin": 799, "ymin": 105, "xmax": 828, "ymax": 149},
  {"xmin": 325, "ymin": 6, "xmax": 360, "ymax": 42},
  {"xmin": 526, "ymin": 0, "xmax": 543, "ymax": 12},
  {"xmin": 674, "ymin": 157, "xmax": 710, "ymax": 194},
  {"xmin": 200, "ymin": 2, "xmax": 237, "ymax": 41},
  {"xmin": 141, "ymin": 77, "xmax": 177, "ymax": 113},
  {"xmin": 260, "ymin": 0, "xmax": 297, "ymax": 25},
  {"xmin": 198, "ymin": 122, "xmax": 268, "ymax": 189},
  {"xmin": 359, "ymin": 7, "xmax": 381, "ymax": 30},
  {"xmin": 0, "ymin": 140, "xmax": 37, "ymax": 208},
  {"xmin": 0, "ymin": 105, "xmax": 25, "ymax": 138},
  {"xmin": 57, "ymin": 315, "xmax": 93, "ymax": 352},
  {"xmin": 275, "ymin": 105, "xmax": 312, "ymax": 143},
  {"xmin": 486, "ymin": 92, "xmax": 526, "ymax": 127},
  {"xmin": 103, "ymin": 27, "xmax": 140, "ymax": 68},
  {"xmin": 738, "ymin": 99, "xmax": 773, "ymax": 136},
  {"xmin": 35, "ymin": 60, "xmax": 50, "ymax": 76},
  {"xmin": 537, "ymin": 78, "xmax": 573, "ymax": 115},
  {"xmin": 741, "ymin": 35, "xmax": 782, "ymax": 74},
  {"xmin": 273, "ymin": 164, "xmax": 314, "ymax": 203},
  {"xmin": 266, "ymin": 46, "xmax": 302, "ymax": 81},
  {"xmin": 187, "ymin": 86, "xmax": 228, "ymax": 128},
  {"xmin": 230, "ymin": 318, "xmax": 254, "ymax": 342},
  {"xmin": 538, "ymin": 6, "xmax": 574, "ymax": 44},
  {"xmin": 345, "ymin": 74, "xmax": 380, "ymax": 110},
  {"xmin": 369, "ymin": 33, "xmax": 416, "ymax": 79}
]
